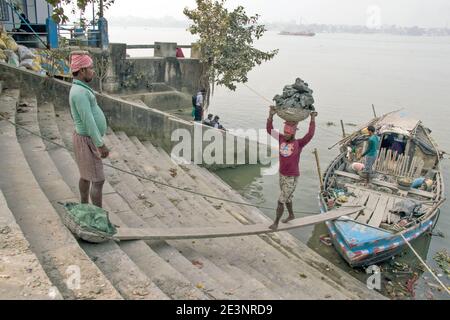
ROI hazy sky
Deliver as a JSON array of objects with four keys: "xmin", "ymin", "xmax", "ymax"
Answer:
[{"xmin": 102, "ymin": 0, "xmax": 450, "ymax": 27}]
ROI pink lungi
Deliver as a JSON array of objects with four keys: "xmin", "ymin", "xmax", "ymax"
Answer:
[{"xmin": 72, "ymin": 132, "xmax": 105, "ymax": 182}]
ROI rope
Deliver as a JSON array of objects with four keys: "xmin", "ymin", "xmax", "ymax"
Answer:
[
  {"xmin": 242, "ymin": 83, "xmax": 339, "ymax": 138},
  {"xmin": 400, "ymin": 234, "xmax": 450, "ymax": 296},
  {"xmin": 0, "ymin": 114, "xmax": 333, "ymax": 215}
]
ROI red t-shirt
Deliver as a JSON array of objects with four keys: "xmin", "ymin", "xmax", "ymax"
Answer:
[{"xmin": 267, "ymin": 119, "xmax": 316, "ymax": 177}]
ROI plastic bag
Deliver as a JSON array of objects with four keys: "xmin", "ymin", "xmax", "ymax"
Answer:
[
  {"xmin": 0, "ymin": 38, "xmax": 6, "ymax": 50},
  {"xmin": 0, "ymin": 49, "xmax": 6, "ymax": 61},
  {"xmin": 64, "ymin": 202, "xmax": 117, "ymax": 236},
  {"xmin": 19, "ymin": 58, "xmax": 34, "ymax": 69},
  {"xmin": 351, "ymin": 162, "xmax": 365, "ymax": 172},
  {"xmin": 18, "ymin": 45, "xmax": 36, "ymax": 61},
  {"xmin": 3, "ymin": 36, "xmax": 18, "ymax": 52},
  {"xmin": 4, "ymin": 49, "xmax": 19, "ymax": 67}
]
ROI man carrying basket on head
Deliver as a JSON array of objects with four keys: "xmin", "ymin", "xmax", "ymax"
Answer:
[{"xmin": 267, "ymin": 106, "xmax": 317, "ymax": 230}]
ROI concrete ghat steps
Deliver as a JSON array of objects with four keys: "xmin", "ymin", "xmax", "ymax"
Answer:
[
  {"xmin": 151, "ymin": 140, "xmax": 386, "ymax": 299},
  {"xmin": 18, "ymin": 94, "xmax": 172, "ymax": 300},
  {"xmin": 182, "ymin": 162, "xmax": 385, "ymax": 300},
  {"xmin": 122, "ymin": 134, "xmax": 352, "ymax": 300},
  {"xmin": 0, "ymin": 89, "xmax": 121, "ymax": 300},
  {"xmin": 37, "ymin": 102, "xmax": 205, "ymax": 300},
  {"xmin": 106, "ymin": 131, "xmax": 279, "ymax": 300},
  {"xmin": 138, "ymin": 138, "xmax": 359, "ymax": 300},
  {"xmin": 0, "ymin": 189, "xmax": 63, "ymax": 300},
  {"xmin": 109, "ymin": 131, "xmax": 286, "ymax": 300},
  {"xmin": 6, "ymin": 88, "xmax": 383, "ymax": 300},
  {"xmin": 50, "ymin": 107, "xmax": 234, "ymax": 299}
]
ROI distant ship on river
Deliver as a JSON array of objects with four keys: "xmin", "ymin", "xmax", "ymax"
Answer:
[{"xmin": 279, "ymin": 31, "xmax": 316, "ymax": 37}]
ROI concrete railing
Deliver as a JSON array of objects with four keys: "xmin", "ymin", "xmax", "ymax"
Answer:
[{"xmin": 126, "ymin": 42, "xmax": 200, "ymax": 59}]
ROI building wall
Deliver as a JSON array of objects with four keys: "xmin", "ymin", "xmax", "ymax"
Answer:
[{"xmin": 1, "ymin": 0, "xmax": 51, "ymax": 31}]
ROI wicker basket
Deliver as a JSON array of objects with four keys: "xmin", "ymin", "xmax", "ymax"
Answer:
[
  {"xmin": 59, "ymin": 204, "xmax": 116, "ymax": 244},
  {"xmin": 275, "ymin": 107, "xmax": 311, "ymax": 122}
]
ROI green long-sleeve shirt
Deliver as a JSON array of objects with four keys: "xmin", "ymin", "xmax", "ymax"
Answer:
[
  {"xmin": 69, "ymin": 80, "xmax": 107, "ymax": 147},
  {"xmin": 362, "ymin": 135, "xmax": 380, "ymax": 157}
]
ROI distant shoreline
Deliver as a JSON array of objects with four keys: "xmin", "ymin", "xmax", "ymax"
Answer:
[{"xmin": 108, "ymin": 24, "xmax": 450, "ymax": 37}]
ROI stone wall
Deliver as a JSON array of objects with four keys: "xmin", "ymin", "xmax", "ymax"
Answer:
[
  {"xmin": 0, "ymin": 63, "xmax": 268, "ymax": 169},
  {"xmin": 103, "ymin": 43, "xmax": 202, "ymax": 95}
]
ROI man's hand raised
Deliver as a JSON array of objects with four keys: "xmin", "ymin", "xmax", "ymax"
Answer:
[{"xmin": 269, "ymin": 106, "xmax": 277, "ymax": 118}]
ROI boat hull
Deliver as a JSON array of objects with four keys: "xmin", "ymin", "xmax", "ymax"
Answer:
[{"xmin": 322, "ymin": 208, "xmax": 439, "ymax": 268}]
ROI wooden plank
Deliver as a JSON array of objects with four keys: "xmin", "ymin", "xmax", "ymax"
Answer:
[
  {"xmin": 367, "ymin": 196, "xmax": 389, "ymax": 228},
  {"xmin": 349, "ymin": 191, "xmax": 370, "ymax": 219},
  {"xmin": 335, "ymin": 170, "xmax": 361, "ymax": 181},
  {"xmin": 384, "ymin": 150, "xmax": 392, "ymax": 173},
  {"xmin": 395, "ymin": 154, "xmax": 405, "ymax": 176},
  {"xmin": 356, "ymin": 193, "xmax": 380, "ymax": 223},
  {"xmin": 408, "ymin": 188, "xmax": 435, "ymax": 199},
  {"xmin": 115, "ymin": 206, "xmax": 365, "ymax": 241},
  {"xmin": 372, "ymin": 179, "xmax": 399, "ymax": 191},
  {"xmin": 344, "ymin": 189, "xmax": 361, "ymax": 206},
  {"xmin": 382, "ymin": 197, "xmax": 395, "ymax": 223}
]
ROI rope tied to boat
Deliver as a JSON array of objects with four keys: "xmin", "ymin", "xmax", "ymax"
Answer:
[{"xmin": 400, "ymin": 234, "xmax": 450, "ymax": 296}]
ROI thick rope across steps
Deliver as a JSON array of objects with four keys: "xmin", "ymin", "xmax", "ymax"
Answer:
[{"xmin": 0, "ymin": 114, "xmax": 344, "ymax": 215}]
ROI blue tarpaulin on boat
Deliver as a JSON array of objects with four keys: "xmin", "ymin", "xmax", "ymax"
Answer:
[{"xmin": 334, "ymin": 220, "xmax": 393, "ymax": 248}]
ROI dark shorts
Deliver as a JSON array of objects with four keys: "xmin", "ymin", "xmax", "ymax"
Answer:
[{"xmin": 194, "ymin": 106, "xmax": 203, "ymax": 122}]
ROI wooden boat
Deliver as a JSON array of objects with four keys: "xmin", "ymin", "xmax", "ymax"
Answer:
[
  {"xmin": 320, "ymin": 110, "xmax": 445, "ymax": 268},
  {"xmin": 279, "ymin": 31, "xmax": 316, "ymax": 37}
]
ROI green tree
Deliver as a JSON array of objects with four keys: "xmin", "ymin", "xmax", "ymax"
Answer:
[
  {"xmin": 44, "ymin": 0, "xmax": 115, "ymax": 24},
  {"xmin": 184, "ymin": 0, "xmax": 278, "ymax": 100}
]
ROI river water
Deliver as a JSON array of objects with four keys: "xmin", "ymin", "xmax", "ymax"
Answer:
[{"xmin": 109, "ymin": 26, "xmax": 450, "ymax": 299}]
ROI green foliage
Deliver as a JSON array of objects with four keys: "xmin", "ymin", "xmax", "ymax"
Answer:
[
  {"xmin": 184, "ymin": 0, "xmax": 278, "ymax": 92},
  {"xmin": 44, "ymin": 0, "xmax": 115, "ymax": 24}
]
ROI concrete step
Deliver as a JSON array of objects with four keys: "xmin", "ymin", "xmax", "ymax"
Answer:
[
  {"xmin": 0, "ymin": 89, "xmax": 121, "ymax": 300},
  {"xmin": 151, "ymin": 144, "xmax": 376, "ymax": 299},
  {"xmin": 110, "ymin": 133, "xmax": 287, "ymax": 300},
  {"xmin": 103, "ymin": 131, "xmax": 251, "ymax": 299},
  {"xmin": 50, "ymin": 107, "xmax": 229, "ymax": 300},
  {"xmin": 0, "ymin": 189, "xmax": 63, "ymax": 300},
  {"xmin": 139, "ymin": 140, "xmax": 356, "ymax": 299},
  {"xmin": 17, "ymin": 94, "xmax": 170, "ymax": 300},
  {"xmin": 38, "ymin": 103, "xmax": 205, "ymax": 300},
  {"xmin": 126, "ymin": 137, "xmax": 339, "ymax": 299},
  {"xmin": 184, "ymin": 164, "xmax": 384, "ymax": 299}
]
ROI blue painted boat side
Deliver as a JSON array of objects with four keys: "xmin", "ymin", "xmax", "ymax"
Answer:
[{"xmin": 325, "ymin": 218, "xmax": 435, "ymax": 268}]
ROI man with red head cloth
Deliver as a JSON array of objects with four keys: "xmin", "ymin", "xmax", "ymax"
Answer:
[
  {"xmin": 267, "ymin": 107, "xmax": 317, "ymax": 230},
  {"xmin": 69, "ymin": 51, "xmax": 110, "ymax": 208}
]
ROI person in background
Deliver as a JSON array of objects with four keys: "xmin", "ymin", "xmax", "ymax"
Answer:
[
  {"xmin": 267, "ymin": 106, "xmax": 317, "ymax": 230},
  {"xmin": 359, "ymin": 125, "xmax": 380, "ymax": 185},
  {"xmin": 176, "ymin": 47, "xmax": 185, "ymax": 58},
  {"xmin": 194, "ymin": 88, "xmax": 206, "ymax": 122},
  {"xmin": 69, "ymin": 51, "xmax": 110, "ymax": 208},
  {"xmin": 203, "ymin": 114, "xmax": 214, "ymax": 127},
  {"xmin": 212, "ymin": 115, "xmax": 226, "ymax": 130}
]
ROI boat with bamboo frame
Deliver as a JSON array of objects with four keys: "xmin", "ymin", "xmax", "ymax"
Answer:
[{"xmin": 320, "ymin": 110, "xmax": 445, "ymax": 268}]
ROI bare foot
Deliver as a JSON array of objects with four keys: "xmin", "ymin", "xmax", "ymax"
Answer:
[
  {"xmin": 282, "ymin": 215, "xmax": 295, "ymax": 223},
  {"xmin": 269, "ymin": 223, "xmax": 278, "ymax": 231}
]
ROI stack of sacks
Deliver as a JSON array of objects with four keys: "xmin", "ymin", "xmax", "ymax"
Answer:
[{"xmin": 0, "ymin": 28, "xmax": 43, "ymax": 73}]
